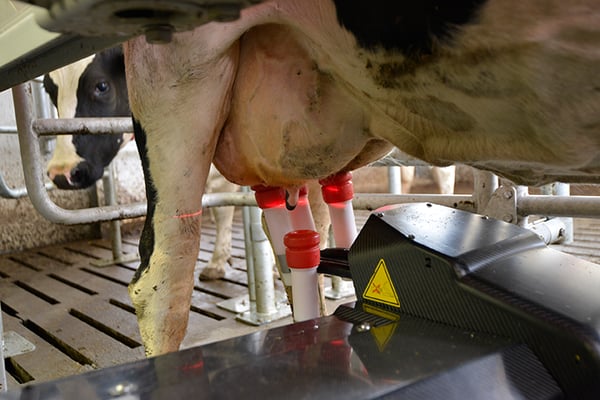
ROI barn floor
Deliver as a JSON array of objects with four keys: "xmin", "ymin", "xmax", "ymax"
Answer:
[
  {"xmin": 0, "ymin": 208, "xmax": 362, "ymax": 391},
  {"xmin": 2, "ymin": 186, "xmax": 600, "ymax": 391}
]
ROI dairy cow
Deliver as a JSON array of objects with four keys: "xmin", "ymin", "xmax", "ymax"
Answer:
[
  {"xmin": 124, "ymin": 0, "xmax": 600, "ymax": 355},
  {"xmin": 43, "ymin": 48, "xmax": 238, "ymax": 281}
]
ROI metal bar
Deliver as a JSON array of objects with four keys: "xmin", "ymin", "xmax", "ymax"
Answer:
[
  {"xmin": 0, "ymin": 312, "xmax": 7, "ymax": 392},
  {"xmin": 518, "ymin": 195, "xmax": 600, "ymax": 219},
  {"xmin": 0, "ymin": 126, "xmax": 17, "ymax": 134},
  {"xmin": 1, "ymin": 80, "xmax": 56, "ymax": 199},
  {"xmin": 552, "ymin": 183, "xmax": 574, "ymax": 243},
  {"xmin": 250, "ymin": 205, "xmax": 277, "ymax": 316},
  {"xmin": 473, "ymin": 170, "xmax": 498, "ymax": 213},
  {"xmin": 33, "ymin": 117, "xmax": 133, "ymax": 136},
  {"xmin": 352, "ymin": 193, "xmax": 477, "ymax": 212},
  {"xmin": 242, "ymin": 190, "xmax": 256, "ymax": 304},
  {"xmin": 516, "ymin": 186, "xmax": 530, "ymax": 227},
  {"xmin": 103, "ymin": 163, "xmax": 124, "ymax": 259},
  {"xmin": 0, "ymin": 171, "xmax": 54, "ymax": 199}
]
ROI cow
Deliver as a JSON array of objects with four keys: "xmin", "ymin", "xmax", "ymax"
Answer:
[
  {"xmin": 43, "ymin": 48, "xmax": 238, "ymax": 281},
  {"xmin": 123, "ymin": 0, "xmax": 600, "ymax": 356}
]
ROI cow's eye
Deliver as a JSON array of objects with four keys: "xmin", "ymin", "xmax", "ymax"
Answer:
[{"xmin": 95, "ymin": 81, "xmax": 110, "ymax": 94}]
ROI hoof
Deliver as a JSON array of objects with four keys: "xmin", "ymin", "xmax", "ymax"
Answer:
[{"xmin": 199, "ymin": 267, "xmax": 225, "ymax": 281}]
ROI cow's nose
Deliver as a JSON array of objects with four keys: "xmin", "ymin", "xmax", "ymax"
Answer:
[
  {"xmin": 70, "ymin": 164, "xmax": 93, "ymax": 189},
  {"xmin": 51, "ymin": 174, "xmax": 76, "ymax": 190},
  {"xmin": 70, "ymin": 162, "xmax": 104, "ymax": 189}
]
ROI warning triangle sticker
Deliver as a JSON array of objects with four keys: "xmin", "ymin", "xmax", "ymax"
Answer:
[{"xmin": 362, "ymin": 259, "xmax": 401, "ymax": 308}]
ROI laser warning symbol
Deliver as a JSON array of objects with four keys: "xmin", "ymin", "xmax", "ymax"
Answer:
[{"xmin": 362, "ymin": 259, "xmax": 400, "ymax": 308}]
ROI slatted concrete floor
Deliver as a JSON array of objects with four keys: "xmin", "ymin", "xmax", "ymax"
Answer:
[
  {"xmin": 1, "ymin": 206, "xmax": 600, "ymax": 391},
  {"xmin": 0, "ymin": 210, "xmax": 356, "ymax": 390}
]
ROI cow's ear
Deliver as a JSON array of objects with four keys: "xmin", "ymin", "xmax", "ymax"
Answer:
[{"xmin": 43, "ymin": 74, "xmax": 58, "ymax": 107}]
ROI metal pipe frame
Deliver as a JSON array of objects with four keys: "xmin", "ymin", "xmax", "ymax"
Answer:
[
  {"xmin": 33, "ymin": 117, "xmax": 133, "ymax": 136},
  {"xmin": 1, "ymin": 82, "xmax": 56, "ymax": 199},
  {"xmin": 352, "ymin": 193, "xmax": 477, "ymax": 213},
  {"xmin": 518, "ymin": 195, "xmax": 600, "ymax": 219},
  {"xmin": 11, "ymin": 80, "xmax": 600, "ymax": 228},
  {"xmin": 0, "ymin": 172, "xmax": 54, "ymax": 199},
  {"xmin": 0, "ymin": 126, "xmax": 18, "ymax": 134},
  {"xmin": 13, "ymin": 82, "xmax": 147, "ymax": 224}
]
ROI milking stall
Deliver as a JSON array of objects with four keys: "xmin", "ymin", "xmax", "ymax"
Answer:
[{"xmin": 1, "ymin": 1, "xmax": 600, "ymax": 399}]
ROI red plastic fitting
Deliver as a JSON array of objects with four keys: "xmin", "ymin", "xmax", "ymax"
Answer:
[
  {"xmin": 319, "ymin": 172, "xmax": 354, "ymax": 204},
  {"xmin": 252, "ymin": 185, "xmax": 286, "ymax": 209},
  {"xmin": 284, "ymin": 230, "xmax": 320, "ymax": 269}
]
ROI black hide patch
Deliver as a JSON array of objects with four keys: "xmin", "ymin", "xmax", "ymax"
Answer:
[
  {"xmin": 131, "ymin": 118, "xmax": 157, "ymax": 284},
  {"xmin": 43, "ymin": 74, "xmax": 58, "ymax": 107},
  {"xmin": 333, "ymin": 0, "xmax": 486, "ymax": 55},
  {"xmin": 75, "ymin": 46, "xmax": 129, "ymax": 118}
]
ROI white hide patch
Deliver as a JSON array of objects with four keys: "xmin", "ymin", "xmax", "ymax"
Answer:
[{"xmin": 47, "ymin": 135, "xmax": 81, "ymax": 182}]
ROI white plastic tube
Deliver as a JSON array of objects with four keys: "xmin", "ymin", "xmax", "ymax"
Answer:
[
  {"xmin": 320, "ymin": 172, "xmax": 358, "ymax": 248},
  {"xmin": 253, "ymin": 185, "xmax": 293, "ymax": 286},
  {"xmin": 285, "ymin": 230, "xmax": 321, "ymax": 322}
]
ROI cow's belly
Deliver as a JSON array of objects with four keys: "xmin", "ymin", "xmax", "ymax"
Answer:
[{"xmin": 213, "ymin": 23, "xmax": 392, "ymax": 187}]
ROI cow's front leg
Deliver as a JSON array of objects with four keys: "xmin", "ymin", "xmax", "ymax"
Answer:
[{"xmin": 130, "ymin": 118, "xmax": 215, "ymax": 356}]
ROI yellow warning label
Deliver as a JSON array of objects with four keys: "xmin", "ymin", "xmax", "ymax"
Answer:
[{"xmin": 362, "ymin": 259, "xmax": 401, "ymax": 308}]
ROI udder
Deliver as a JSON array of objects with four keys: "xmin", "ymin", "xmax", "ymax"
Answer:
[{"xmin": 213, "ymin": 23, "xmax": 392, "ymax": 188}]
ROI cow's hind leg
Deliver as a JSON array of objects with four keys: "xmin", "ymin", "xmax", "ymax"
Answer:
[
  {"xmin": 400, "ymin": 166, "xmax": 416, "ymax": 193},
  {"xmin": 200, "ymin": 205, "xmax": 235, "ymax": 280},
  {"xmin": 200, "ymin": 166, "xmax": 238, "ymax": 281},
  {"xmin": 431, "ymin": 165, "xmax": 456, "ymax": 194}
]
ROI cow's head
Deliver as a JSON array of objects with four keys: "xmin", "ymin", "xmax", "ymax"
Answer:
[{"xmin": 44, "ymin": 46, "xmax": 131, "ymax": 189}]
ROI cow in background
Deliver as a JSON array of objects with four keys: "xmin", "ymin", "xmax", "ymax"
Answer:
[
  {"xmin": 43, "ymin": 47, "xmax": 237, "ymax": 281},
  {"xmin": 43, "ymin": 47, "xmax": 130, "ymax": 190},
  {"xmin": 401, "ymin": 165, "xmax": 456, "ymax": 194}
]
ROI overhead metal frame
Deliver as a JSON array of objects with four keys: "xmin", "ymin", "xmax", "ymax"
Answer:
[
  {"xmin": 0, "ymin": 0, "xmax": 266, "ymax": 92},
  {"xmin": 0, "ymin": 0, "xmax": 125, "ymax": 91}
]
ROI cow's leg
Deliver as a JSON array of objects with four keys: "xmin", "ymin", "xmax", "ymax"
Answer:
[
  {"xmin": 307, "ymin": 180, "xmax": 330, "ymax": 316},
  {"xmin": 130, "ymin": 117, "xmax": 215, "ymax": 356},
  {"xmin": 124, "ymin": 39, "xmax": 238, "ymax": 356},
  {"xmin": 200, "ymin": 206, "xmax": 235, "ymax": 280},
  {"xmin": 400, "ymin": 166, "xmax": 416, "ymax": 194},
  {"xmin": 431, "ymin": 166, "xmax": 456, "ymax": 194},
  {"xmin": 200, "ymin": 166, "xmax": 237, "ymax": 281}
]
